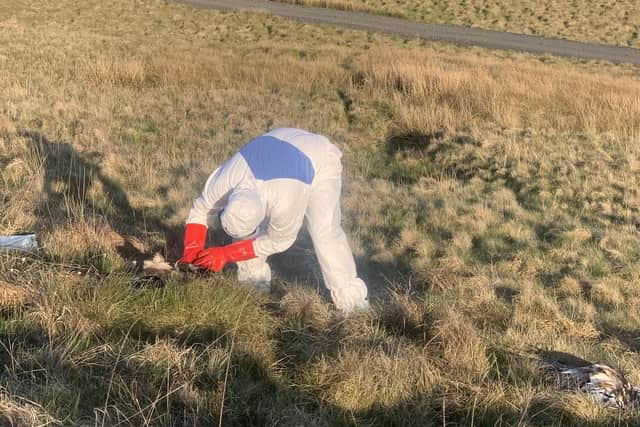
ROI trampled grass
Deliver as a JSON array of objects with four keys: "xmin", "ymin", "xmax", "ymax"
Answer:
[
  {"xmin": 2, "ymin": 0, "xmax": 640, "ymax": 425},
  {"xmin": 274, "ymin": 0, "xmax": 640, "ymax": 49}
]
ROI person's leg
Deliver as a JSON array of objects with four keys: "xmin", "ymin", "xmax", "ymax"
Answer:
[
  {"xmin": 234, "ymin": 221, "xmax": 271, "ymax": 291},
  {"xmin": 210, "ymin": 211, "xmax": 271, "ymax": 291},
  {"xmin": 236, "ymin": 256, "xmax": 271, "ymax": 291},
  {"xmin": 305, "ymin": 158, "xmax": 368, "ymax": 313}
]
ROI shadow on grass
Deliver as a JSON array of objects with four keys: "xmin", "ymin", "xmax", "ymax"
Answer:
[
  {"xmin": 382, "ymin": 129, "xmax": 543, "ymax": 210},
  {"xmin": 598, "ymin": 321, "xmax": 640, "ymax": 354},
  {"xmin": 269, "ymin": 225, "xmax": 407, "ymax": 303},
  {"xmin": 535, "ymin": 349, "xmax": 593, "ymax": 368},
  {"xmin": 494, "ymin": 285, "xmax": 520, "ymax": 304},
  {"xmin": 104, "ymin": 318, "xmax": 233, "ymax": 349},
  {"xmin": 381, "ymin": 129, "xmax": 489, "ymax": 187},
  {"xmin": 23, "ymin": 131, "xmax": 184, "ymax": 266},
  {"xmin": 3, "ymin": 315, "xmax": 635, "ymax": 426}
]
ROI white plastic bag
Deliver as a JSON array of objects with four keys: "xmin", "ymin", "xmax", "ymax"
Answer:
[{"xmin": 0, "ymin": 234, "xmax": 38, "ymax": 251}]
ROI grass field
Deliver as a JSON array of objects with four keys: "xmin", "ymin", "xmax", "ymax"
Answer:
[
  {"xmin": 275, "ymin": 0, "xmax": 640, "ymax": 49},
  {"xmin": 2, "ymin": 0, "xmax": 640, "ymax": 425}
]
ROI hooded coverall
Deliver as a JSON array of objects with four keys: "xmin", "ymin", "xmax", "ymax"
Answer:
[{"xmin": 185, "ymin": 128, "xmax": 369, "ymax": 313}]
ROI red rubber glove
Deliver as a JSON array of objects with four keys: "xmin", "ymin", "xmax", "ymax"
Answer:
[
  {"xmin": 178, "ymin": 223, "xmax": 208, "ymax": 265},
  {"xmin": 192, "ymin": 239, "xmax": 256, "ymax": 272}
]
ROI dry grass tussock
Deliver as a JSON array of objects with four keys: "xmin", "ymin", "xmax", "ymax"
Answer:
[
  {"xmin": 274, "ymin": 0, "xmax": 640, "ymax": 48},
  {"xmin": 0, "ymin": 388, "xmax": 58, "ymax": 427},
  {"xmin": 431, "ymin": 312, "xmax": 491, "ymax": 383},
  {"xmin": 304, "ymin": 341, "xmax": 438, "ymax": 412},
  {"xmin": 2, "ymin": 0, "xmax": 640, "ymax": 425},
  {"xmin": 279, "ymin": 287, "xmax": 332, "ymax": 330}
]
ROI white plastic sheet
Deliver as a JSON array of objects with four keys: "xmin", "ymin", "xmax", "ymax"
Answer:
[{"xmin": 0, "ymin": 234, "xmax": 37, "ymax": 251}]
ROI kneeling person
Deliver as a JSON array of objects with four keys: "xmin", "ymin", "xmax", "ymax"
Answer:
[{"xmin": 179, "ymin": 128, "xmax": 369, "ymax": 313}]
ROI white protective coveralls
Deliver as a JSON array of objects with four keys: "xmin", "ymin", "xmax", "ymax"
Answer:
[{"xmin": 186, "ymin": 128, "xmax": 369, "ymax": 312}]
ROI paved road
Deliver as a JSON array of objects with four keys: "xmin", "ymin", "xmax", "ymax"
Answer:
[{"xmin": 175, "ymin": 0, "xmax": 640, "ymax": 66}]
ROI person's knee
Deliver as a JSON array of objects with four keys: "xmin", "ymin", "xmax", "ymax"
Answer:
[{"xmin": 237, "ymin": 258, "xmax": 272, "ymax": 284}]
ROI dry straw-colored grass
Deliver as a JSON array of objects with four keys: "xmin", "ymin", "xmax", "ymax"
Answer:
[
  {"xmin": 351, "ymin": 50, "xmax": 640, "ymax": 137},
  {"xmin": 0, "ymin": 281, "xmax": 34, "ymax": 312},
  {"xmin": 275, "ymin": 0, "xmax": 640, "ymax": 48},
  {"xmin": 0, "ymin": 389, "xmax": 58, "ymax": 427},
  {"xmin": 2, "ymin": 0, "xmax": 640, "ymax": 425},
  {"xmin": 305, "ymin": 343, "xmax": 438, "ymax": 412},
  {"xmin": 279, "ymin": 287, "xmax": 332, "ymax": 330}
]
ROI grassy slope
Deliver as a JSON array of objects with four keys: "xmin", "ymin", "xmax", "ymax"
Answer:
[
  {"xmin": 2, "ymin": 0, "xmax": 640, "ymax": 425},
  {"xmin": 275, "ymin": 0, "xmax": 640, "ymax": 49}
]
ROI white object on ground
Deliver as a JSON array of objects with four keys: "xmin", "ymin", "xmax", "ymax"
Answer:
[
  {"xmin": 186, "ymin": 128, "xmax": 369, "ymax": 313},
  {"xmin": 133, "ymin": 253, "xmax": 179, "ymax": 287},
  {"xmin": 142, "ymin": 253, "xmax": 175, "ymax": 277},
  {"xmin": 544, "ymin": 361, "xmax": 640, "ymax": 408},
  {"xmin": 0, "ymin": 234, "xmax": 37, "ymax": 251}
]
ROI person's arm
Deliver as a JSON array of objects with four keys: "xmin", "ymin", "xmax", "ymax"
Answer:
[
  {"xmin": 180, "ymin": 154, "xmax": 249, "ymax": 264},
  {"xmin": 186, "ymin": 154, "xmax": 250, "ymax": 226},
  {"xmin": 191, "ymin": 182, "xmax": 310, "ymax": 271}
]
